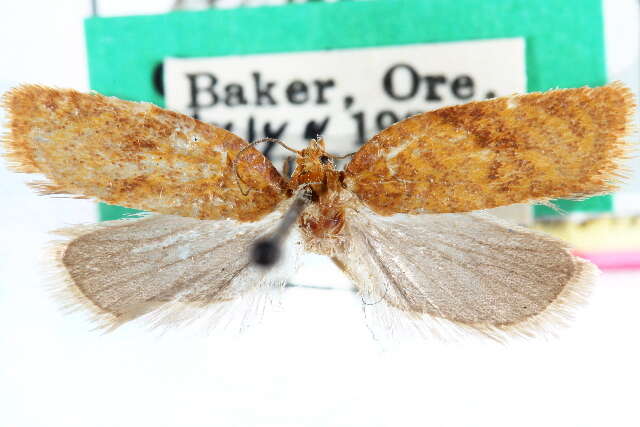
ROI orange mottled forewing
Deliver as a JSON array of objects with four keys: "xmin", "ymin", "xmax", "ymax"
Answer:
[
  {"xmin": 2, "ymin": 85, "xmax": 287, "ymax": 222},
  {"xmin": 345, "ymin": 83, "xmax": 634, "ymax": 216}
]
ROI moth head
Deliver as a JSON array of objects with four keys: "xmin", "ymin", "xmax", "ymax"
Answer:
[{"xmin": 289, "ymin": 138, "xmax": 335, "ymax": 187}]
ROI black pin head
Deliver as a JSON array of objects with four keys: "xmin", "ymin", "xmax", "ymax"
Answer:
[
  {"xmin": 251, "ymin": 238, "xmax": 281, "ymax": 267},
  {"xmin": 250, "ymin": 188, "xmax": 312, "ymax": 268}
]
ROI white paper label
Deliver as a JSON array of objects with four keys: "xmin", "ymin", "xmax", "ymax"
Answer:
[{"xmin": 164, "ymin": 38, "xmax": 526, "ymax": 162}]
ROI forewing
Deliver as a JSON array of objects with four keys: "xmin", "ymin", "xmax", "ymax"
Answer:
[
  {"xmin": 2, "ymin": 85, "xmax": 287, "ymax": 221},
  {"xmin": 345, "ymin": 83, "xmax": 634, "ymax": 215},
  {"xmin": 335, "ymin": 206, "xmax": 595, "ymax": 340},
  {"xmin": 53, "ymin": 208, "xmax": 301, "ymax": 330}
]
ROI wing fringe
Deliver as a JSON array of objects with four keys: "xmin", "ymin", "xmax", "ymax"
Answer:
[
  {"xmin": 45, "ymin": 223, "xmax": 125, "ymax": 332},
  {"xmin": 2, "ymin": 85, "xmax": 54, "ymax": 173},
  {"xmin": 362, "ymin": 255, "xmax": 596, "ymax": 343},
  {"xmin": 2, "ymin": 85, "xmax": 92, "ymax": 200},
  {"xmin": 42, "ymin": 214, "xmax": 299, "ymax": 334},
  {"xmin": 343, "ymin": 208, "xmax": 601, "ymax": 343}
]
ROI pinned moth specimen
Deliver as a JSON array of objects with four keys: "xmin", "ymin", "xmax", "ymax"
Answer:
[{"xmin": 1, "ymin": 83, "xmax": 634, "ymax": 339}]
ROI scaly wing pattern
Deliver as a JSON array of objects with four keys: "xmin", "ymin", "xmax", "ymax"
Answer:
[
  {"xmin": 334, "ymin": 206, "xmax": 594, "ymax": 340},
  {"xmin": 2, "ymin": 85, "xmax": 286, "ymax": 221},
  {"xmin": 53, "ymin": 208, "xmax": 301, "ymax": 330},
  {"xmin": 345, "ymin": 83, "xmax": 634, "ymax": 215}
]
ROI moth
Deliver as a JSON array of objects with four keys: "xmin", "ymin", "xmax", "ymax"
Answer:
[{"xmin": 1, "ymin": 83, "xmax": 634, "ymax": 339}]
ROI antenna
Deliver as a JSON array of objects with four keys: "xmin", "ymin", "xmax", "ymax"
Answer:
[{"xmin": 251, "ymin": 189, "xmax": 312, "ymax": 267}]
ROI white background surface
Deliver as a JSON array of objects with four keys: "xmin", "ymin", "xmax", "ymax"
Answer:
[{"xmin": 1, "ymin": 1, "xmax": 639, "ymax": 427}]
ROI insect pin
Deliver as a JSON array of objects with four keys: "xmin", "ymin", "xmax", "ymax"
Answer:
[{"xmin": 1, "ymin": 83, "xmax": 634, "ymax": 339}]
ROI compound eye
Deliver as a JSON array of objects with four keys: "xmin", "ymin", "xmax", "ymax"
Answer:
[{"xmin": 319, "ymin": 155, "xmax": 330, "ymax": 165}]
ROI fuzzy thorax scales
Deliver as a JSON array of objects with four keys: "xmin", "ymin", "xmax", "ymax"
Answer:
[{"xmin": 287, "ymin": 138, "xmax": 354, "ymax": 256}]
